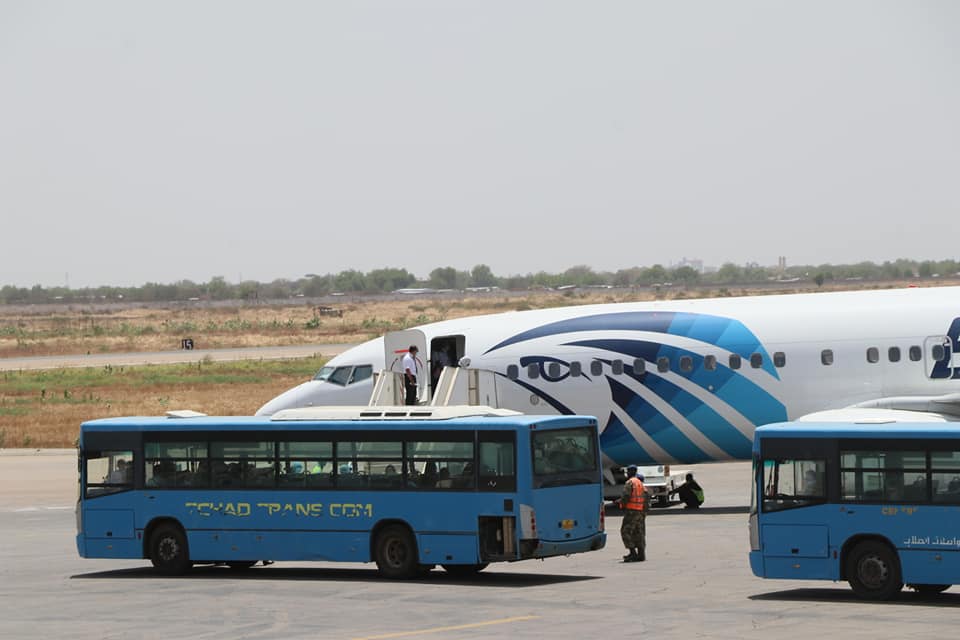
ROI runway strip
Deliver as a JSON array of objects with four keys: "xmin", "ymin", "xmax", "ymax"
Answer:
[{"xmin": 0, "ymin": 343, "xmax": 356, "ymax": 371}]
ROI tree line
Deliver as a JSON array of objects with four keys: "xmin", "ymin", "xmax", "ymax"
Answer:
[{"xmin": 2, "ymin": 259, "xmax": 958, "ymax": 305}]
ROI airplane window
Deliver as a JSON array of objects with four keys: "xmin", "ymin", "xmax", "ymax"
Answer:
[
  {"xmin": 866, "ymin": 347, "xmax": 879, "ymax": 364},
  {"xmin": 350, "ymin": 365, "xmax": 373, "ymax": 384},
  {"xmin": 548, "ymin": 362, "xmax": 561, "ymax": 378},
  {"xmin": 704, "ymin": 355, "xmax": 716, "ymax": 371},
  {"xmin": 679, "ymin": 356, "xmax": 693, "ymax": 372},
  {"xmin": 506, "ymin": 364, "xmax": 519, "ymax": 380},
  {"xmin": 821, "ymin": 350, "xmax": 834, "ymax": 366},
  {"xmin": 888, "ymin": 347, "xmax": 901, "ymax": 363},
  {"xmin": 909, "ymin": 345, "xmax": 922, "ymax": 361},
  {"xmin": 313, "ymin": 366, "xmax": 336, "ymax": 381},
  {"xmin": 591, "ymin": 361, "xmax": 603, "ymax": 376},
  {"xmin": 750, "ymin": 353, "xmax": 763, "ymax": 369},
  {"xmin": 570, "ymin": 361, "xmax": 582, "ymax": 377},
  {"xmin": 729, "ymin": 354, "xmax": 741, "ymax": 370},
  {"xmin": 932, "ymin": 344, "xmax": 948, "ymax": 362},
  {"xmin": 773, "ymin": 352, "xmax": 786, "ymax": 368},
  {"xmin": 527, "ymin": 363, "xmax": 539, "ymax": 379},
  {"xmin": 612, "ymin": 360, "xmax": 624, "ymax": 375},
  {"xmin": 633, "ymin": 358, "xmax": 646, "ymax": 375},
  {"xmin": 328, "ymin": 367, "xmax": 353, "ymax": 386},
  {"xmin": 657, "ymin": 357, "xmax": 669, "ymax": 373}
]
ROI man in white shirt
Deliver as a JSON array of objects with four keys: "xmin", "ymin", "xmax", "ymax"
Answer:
[{"xmin": 401, "ymin": 345, "xmax": 420, "ymax": 405}]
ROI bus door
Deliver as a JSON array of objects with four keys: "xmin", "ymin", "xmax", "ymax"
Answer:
[
  {"xmin": 384, "ymin": 330, "xmax": 428, "ymax": 401},
  {"xmin": 924, "ymin": 335, "xmax": 954, "ymax": 380}
]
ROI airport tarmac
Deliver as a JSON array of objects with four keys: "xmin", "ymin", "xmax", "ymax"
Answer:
[{"xmin": 3, "ymin": 454, "xmax": 960, "ymax": 640}]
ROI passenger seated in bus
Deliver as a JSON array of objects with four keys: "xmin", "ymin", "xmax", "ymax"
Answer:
[
  {"xmin": 436, "ymin": 467, "xmax": 452, "ymax": 488},
  {"xmin": 107, "ymin": 459, "xmax": 130, "ymax": 484},
  {"xmin": 420, "ymin": 461, "xmax": 438, "ymax": 487},
  {"xmin": 148, "ymin": 460, "xmax": 177, "ymax": 487},
  {"xmin": 803, "ymin": 470, "xmax": 822, "ymax": 496},
  {"xmin": 456, "ymin": 462, "xmax": 475, "ymax": 489}
]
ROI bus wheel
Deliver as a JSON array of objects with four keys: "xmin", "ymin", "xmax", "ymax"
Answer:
[
  {"xmin": 909, "ymin": 584, "xmax": 950, "ymax": 594},
  {"xmin": 149, "ymin": 524, "xmax": 191, "ymax": 575},
  {"xmin": 846, "ymin": 541, "xmax": 902, "ymax": 600},
  {"xmin": 442, "ymin": 563, "xmax": 488, "ymax": 576},
  {"xmin": 374, "ymin": 525, "xmax": 418, "ymax": 579},
  {"xmin": 227, "ymin": 561, "xmax": 257, "ymax": 570}
]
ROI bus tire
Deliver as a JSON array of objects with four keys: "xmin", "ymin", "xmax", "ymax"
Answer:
[
  {"xmin": 374, "ymin": 525, "xmax": 418, "ymax": 579},
  {"xmin": 149, "ymin": 523, "xmax": 191, "ymax": 575},
  {"xmin": 846, "ymin": 540, "xmax": 902, "ymax": 600},
  {"xmin": 442, "ymin": 563, "xmax": 488, "ymax": 576}
]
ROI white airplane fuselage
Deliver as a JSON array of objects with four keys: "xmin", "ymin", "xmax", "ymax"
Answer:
[{"xmin": 257, "ymin": 287, "xmax": 960, "ymax": 467}]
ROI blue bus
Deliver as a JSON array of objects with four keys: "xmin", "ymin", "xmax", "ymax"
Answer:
[
  {"xmin": 77, "ymin": 407, "xmax": 606, "ymax": 578},
  {"xmin": 749, "ymin": 421, "xmax": 960, "ymax": 599}
]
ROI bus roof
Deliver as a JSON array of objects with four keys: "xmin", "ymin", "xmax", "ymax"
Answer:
[
  {"xmin": 755, "ymin": 421, "xmax": 960, "ymax": 441},
  {"xmin": 79, "ymin": 410, "xmax": 597, "ymax": 434}
]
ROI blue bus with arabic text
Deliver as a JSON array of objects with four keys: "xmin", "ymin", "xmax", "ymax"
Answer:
[
  {"xmin": 750, "ymin": 421, "xmax": 960, "ymax": 599},
  {"xmin": 77, "ymin": 406, "xmax": 605, "ymax": 578}
]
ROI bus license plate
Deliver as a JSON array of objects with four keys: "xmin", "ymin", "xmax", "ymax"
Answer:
[{"xmin": 561, "ymin": 519, "xmax": 575, "ymax": 530}]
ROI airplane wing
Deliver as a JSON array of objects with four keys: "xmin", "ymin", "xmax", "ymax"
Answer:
[{"xmin": 796, "ymin": 393, "xmax": 960, "ymax": 423}]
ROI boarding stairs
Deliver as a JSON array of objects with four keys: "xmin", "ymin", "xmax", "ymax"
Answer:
[{"xmin": 368, "ymin": 366, "xmax": 504, "ymax": 408}]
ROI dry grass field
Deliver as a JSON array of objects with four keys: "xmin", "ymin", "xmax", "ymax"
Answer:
[{"xmin": 2, "ymin": 281, "xmax": 955, "ymax": 448}]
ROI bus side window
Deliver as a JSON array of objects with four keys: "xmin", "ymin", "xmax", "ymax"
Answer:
[
  {"xmin": 85, "ymin": 450, "xmax": 134, "ymax": 498},
  {"xmin": 762, "ymin": 458, "xmax": 826, "ymax": 512},
  {"xmin": 478, "ymin": 432, "xmax": 515, "ymax": 492}
]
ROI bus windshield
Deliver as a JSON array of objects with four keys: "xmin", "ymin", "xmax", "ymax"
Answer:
[{"xmin": 531, "ymin": 427, "xmax": 598, "ymax": 488}]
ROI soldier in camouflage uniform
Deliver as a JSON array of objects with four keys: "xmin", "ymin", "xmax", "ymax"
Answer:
[{"xmin": 618, "ymin": 465, "xmax": 648, "ymax": 562}]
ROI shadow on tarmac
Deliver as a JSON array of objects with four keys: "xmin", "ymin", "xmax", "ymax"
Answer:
[
  {"xmin": 604, "ymin": 504, "xmax": 749, "ymax": 516},
  {"xmin": 71, "ymin": 565, "xmax": 603, "ymax": 587},
  {"xmin": 750, "ymin": 587, "xmax": 960, "ymax": 607}
]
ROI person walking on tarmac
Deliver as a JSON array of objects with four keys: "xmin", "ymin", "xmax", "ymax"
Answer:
[{"xmin": 616, "ymin": 465, "xmax": 648, "ymax": 562}]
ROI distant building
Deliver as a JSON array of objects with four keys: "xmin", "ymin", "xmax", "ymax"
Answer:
[{"xmin": 672, "ymin": 257, "xmax": 704, "ymax": 273}]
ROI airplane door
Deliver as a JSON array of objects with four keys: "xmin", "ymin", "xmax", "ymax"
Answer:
[
  {"xmin": 384, "ymin": 330, "xmax": 428, "ymax": 399},
  {"xmin": 924, "ymin": 335, "xmax": 953, "ymax": 379}
]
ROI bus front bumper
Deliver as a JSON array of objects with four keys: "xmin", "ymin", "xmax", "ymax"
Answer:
[{"xmin": 531, "ymin": 532, "xmax": 606, "ymax": 558}]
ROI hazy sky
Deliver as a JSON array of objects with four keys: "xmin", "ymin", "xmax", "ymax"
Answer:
[{"xmin": 2, "ymin": 1, "xmax": 958, "ymax": 289}]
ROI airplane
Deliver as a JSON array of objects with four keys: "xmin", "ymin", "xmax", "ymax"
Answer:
[{"xmin": 257, "ymin": 286, "xmax": 960, "ymax": 471}]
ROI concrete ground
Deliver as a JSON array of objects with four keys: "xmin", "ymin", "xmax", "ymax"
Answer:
[{"xmin": 2, "ymin": 453, "xmax": 960, "ymax": 639}]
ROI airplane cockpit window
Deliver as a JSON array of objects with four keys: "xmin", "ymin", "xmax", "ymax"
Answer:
[
  {"xmin": 313, "ymin": 366, "xmax": 336, "ymax": 381},
  {"xmin": 328, "ymin": 367, "xmax": 353, "ymax": 386},
  {"xmin": 729, "ymin": 354, "xmax": 742, "ymax": 370},
  {"xmin": 350, "ymin": 365, "xmax": 373, "ymax": 384},
  {"xmin": 866, "ymin": 347, "xmax": 880, "ymax": 364},
  {"xmin": 821, "ymin": 349, "xmax": 834, "ymax": 366},
  {"xmin": 909, "ymin": 345, "xmax": 922, "ymax": 361},
  {"xmin": 888, "ymin": 347, "xmax": 901, "ymax": 362}
]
